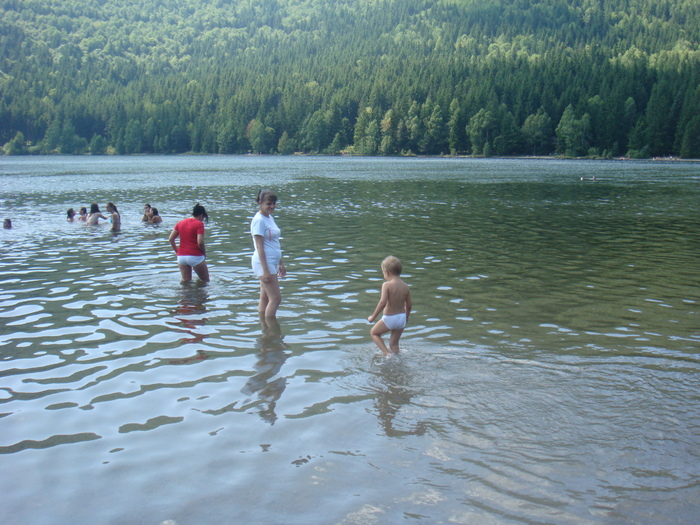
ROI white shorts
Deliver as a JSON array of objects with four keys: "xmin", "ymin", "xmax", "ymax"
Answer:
[
  {"xmin": 177, "ymin": 255, "xmax": 206, "ymax": 268},
  {"xmin": 252, "ymin": 255, "xmax": 279, "ymax": 278},
  {"xmin": 382, "ymin": 312, "xmax": 407, "ymax": 331}
]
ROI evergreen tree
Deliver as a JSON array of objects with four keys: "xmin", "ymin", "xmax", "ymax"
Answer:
[
  {"xmin": 556, "ymin": 105, "xmax": 591, "ymax": 157},
  {"xmin": 3, "ymin": 132, "xmax": 27, "ymax": 155},
  {"xmin": 680, "ymin": 116, "xmax": 700, "ymax": 159},
  {"xmin": 278, "ymin": 131, "xmax": 294, "ymax": 155},
  {"xmin": 89, "ymin": 134, "xmax": 107, "ymax": 155},
  {"xmin": 467, "ymin": 109, "xmax": 495, "ymax": 155},
  {"xmin": 448, "ymin": 98, "xmax": 464, "ymax": 155},
  {"xmin": 522, "ymin": 109, "xmax": 553, "ymax": 156}
]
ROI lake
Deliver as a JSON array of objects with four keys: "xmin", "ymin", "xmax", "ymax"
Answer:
[{"xmin": 1, "ymin": 155, "xmax": 699, "ymax": 524}]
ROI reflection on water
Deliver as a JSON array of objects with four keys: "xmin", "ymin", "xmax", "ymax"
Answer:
[
  {"xmin": 370, "ymin": 356, "xmax": 428, "ymax": 438},
  {"xmin": 241, "ymin": 317, "xmax": 290, "ymax": 425},
  {"xmin": 169, "ymin": 282, "xmax": 210, "ymax": 347},
  {"xmin": 0, "ymin": 156, "xmax": 699, "ymax": 524}
]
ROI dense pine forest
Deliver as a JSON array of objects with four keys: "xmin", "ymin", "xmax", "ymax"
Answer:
[{"xmin": 1, "ymin": 0, "xmax": 699, "ymax": 157}]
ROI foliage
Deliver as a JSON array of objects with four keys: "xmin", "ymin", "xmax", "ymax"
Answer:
[{"xmin": 2, "ymin": 0, "xmax": 700, "ymax": 157}]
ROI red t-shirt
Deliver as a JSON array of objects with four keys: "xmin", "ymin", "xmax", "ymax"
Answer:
[{"xmin": 174, "ymin": 218, "xmax": 205, "ymax": 256}]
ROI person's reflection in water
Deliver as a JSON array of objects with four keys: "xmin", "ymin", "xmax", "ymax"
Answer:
[
  {"xmin": 371, "ymin": 356, "xmax": 428, "ymax": 437},
  {"xmin": 241, "ymin": 316, "xmax": 290, "ymax": 425},
  {"xmin": 168, "ymin": 282, "xmax": 210, "ymax": 362}
]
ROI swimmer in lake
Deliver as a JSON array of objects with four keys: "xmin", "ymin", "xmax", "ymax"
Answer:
[
  {"xmin": 147, "ymin": 207, "xmax": 163, "ymax": 225},
  {"xmin": 67, "ymin": 208, "xmax": 76, "ymax": 222},
  {"xmin": 106, "ymin": 202, "xmax": 121, "ymax": 232},
  {"xmin": 3, "ymin": 218, "xmax": 11, "ymax": 229},
  {"xmin": 86, "ymin": 203, "xmax": 107, "ymax": 226},
  {"xmin": 77, "ymin": 207, "xmax": 88, "ymax": 222},
  {"xmin": 367, "ymin": 256, "xmax": 412, "ymax": 357}
]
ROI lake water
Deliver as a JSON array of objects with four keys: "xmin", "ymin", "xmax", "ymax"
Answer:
[{"xmin": 1, "ymin": 156, "xmax": 699, "ymax": 524}]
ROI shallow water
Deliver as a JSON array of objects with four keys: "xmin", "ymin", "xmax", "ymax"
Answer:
[{"xmin": 1, "ymin": 156, "xmax": 699, "ymax": 524}]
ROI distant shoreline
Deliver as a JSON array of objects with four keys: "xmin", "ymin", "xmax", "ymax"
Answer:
[{"xmin": 3, "ymin": 153, "xmax": 697, "ymax": 162}]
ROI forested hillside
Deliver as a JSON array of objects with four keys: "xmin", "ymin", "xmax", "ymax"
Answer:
[{"xmin": 2, "ymin": 0, "xmax": 699, "ymax": 157}]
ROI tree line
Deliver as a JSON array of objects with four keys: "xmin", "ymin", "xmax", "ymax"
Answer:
[{"xmin": 2, "ymin": 0, "xmax": 700, "ymax": 158}]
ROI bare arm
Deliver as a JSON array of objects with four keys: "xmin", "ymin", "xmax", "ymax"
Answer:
[
  {"xmin": 197, "ymin": 232, "xmax": 206, "ymax": 258},
  {"xmin": 168, "ymin": 228, "xmax": 179, "ymax": 253},
  {"xmin": 405, "ymin": 289, "xmax": 412, "ymax": 321},
  {"xmin": 368, "ymin": 282, "xmax": 389, "ymax": 323},
  {"xmin": 254, "ymin": 235, "xmax": 271, "ymax": 281}
]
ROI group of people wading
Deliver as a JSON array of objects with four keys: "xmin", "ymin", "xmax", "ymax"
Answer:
[{"xmin": 59, "ymin": 190, "xmax": 411, "ymax": 355}]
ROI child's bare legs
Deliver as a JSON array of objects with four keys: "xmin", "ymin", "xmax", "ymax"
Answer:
[
  {"xmin": 370, "ymin": 320, "xmax": 401, "ymax": 357},
  {"xmin": 388, "ymin": 328, "xmax": 403, "ymax": 354},
  {"xmin": 258, "ymin": 274, "xmax": 282, "ymax": 318}
]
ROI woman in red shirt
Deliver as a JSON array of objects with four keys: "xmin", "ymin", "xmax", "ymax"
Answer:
[{"xmin": 169, "ymin": 203, "xmax": 210, "ymax": 283}]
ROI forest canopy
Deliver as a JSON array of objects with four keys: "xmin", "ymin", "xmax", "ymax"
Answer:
[{"xmin": 2, "ymin": 0, "xmax": 700, "ymax": 157}]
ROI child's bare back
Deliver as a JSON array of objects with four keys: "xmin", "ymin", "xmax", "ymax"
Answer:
[{"xmin": 367, "ymin": 256, "xmax": 412, "ymax": 357}]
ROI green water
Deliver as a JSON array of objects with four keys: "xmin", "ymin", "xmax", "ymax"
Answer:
[{"xmin": 1, "ymin": 156, "xmax": 699, "ymax": 524}]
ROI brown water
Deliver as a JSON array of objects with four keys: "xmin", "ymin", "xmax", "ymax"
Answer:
[{"xmin": 1, "ymin": 156, "xmax": 699, "ymax": 524}]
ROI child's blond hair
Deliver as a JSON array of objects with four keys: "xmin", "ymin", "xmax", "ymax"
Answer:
[{"xmin": 381, "ymin": 256, "xmax": 402, "ymax": 276}]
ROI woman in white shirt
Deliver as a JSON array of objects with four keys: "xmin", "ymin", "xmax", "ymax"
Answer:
[{"xmin": 251, "ymin": 189, "xmax": 286, "ymax": 318}]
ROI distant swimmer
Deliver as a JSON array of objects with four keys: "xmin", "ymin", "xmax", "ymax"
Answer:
[
  {"xmin": 3, "ymin": 218, "xmax": 11, "ymax": 229},
  {"xmin": 67, "ymin": 208, "xmax": 76, "ymax": 222},
  {"xmin": 86, "ymin": 203, "xmax": 107, "ymax": 226},
  {"xmin": 147, "ymin": 207, "xmax": 163, "ymax": 225},
  {"xmin": 106, "ymin": 202, "xmax": 121, "ymax": 232},
  {"xmin": 142, "ymin": 203, "xmax": 151, "ymax": 222},
  {"xmin": 77, "ymin": 207, "xmax": 87, "ymax": 222}
]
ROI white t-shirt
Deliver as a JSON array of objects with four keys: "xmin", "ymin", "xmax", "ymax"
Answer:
[{"xmin": 251, "ymin": 211, "xmax": 282, "ymax": 273}]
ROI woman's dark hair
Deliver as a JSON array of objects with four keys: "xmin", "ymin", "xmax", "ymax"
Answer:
[
  {"xmin": 151, "ymin": 207, "xmax": 160, "ymax": 216},
  {"xmin": 107, "ymin": 202, "xmax": 118, "ymax": 213},
  {"xmin": 256, "ymin": 189, "xmax": 278, "ymax": 204},
  {"xmin": 67, "ymin": 208, "xmax": 75, "ymax": 218},
  {"xmin": 192, "ymin": 203, "xmax": 208, "ymax": 222},
  {"xmin": 79, "ymin": 207, "xmax": 87, "ymax": 215},
  {"xmin": 90, "ymin": 203, "xmax": 100, "ymax": 213}
]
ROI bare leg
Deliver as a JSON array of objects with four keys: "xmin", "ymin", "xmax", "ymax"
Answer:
[
  {"xmin": 259, "ymin": 274, "xmax": 282, "ymax": 318},
  {"xmin": 388, "ymin": 328, "xmax": 403, "ymax": 354},
  {"xmin": 179, "ymin": 264, "xmax": 193, "ymax": 283},
  {"xmin": 370, "ymin": 320, "xmax": 391, "ymax": 357},
  {"xmin": 193, "ymin": 261, "xmax": 210, "ymax": 282},
  {"xmin": 258, "ymin": 282, "xmax": 269, "ymax": 315}
]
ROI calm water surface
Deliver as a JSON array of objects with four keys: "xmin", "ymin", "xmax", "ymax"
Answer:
[{"xmin": 1, "ymin": 156, "xmax": 699, "ymax": 524}]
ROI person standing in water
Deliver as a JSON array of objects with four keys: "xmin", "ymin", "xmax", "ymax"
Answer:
[
  {"xmin": 106, "ymin": 202, "xmax": 121, "ymax": 232},
  {"xmin": 169, "ymin": 203, "xmax": 210, "ymax": 283},
  {"xmin": 367, "ymin": 256, "xmax": 412, "ymax": 357},
  {"xmin": 66, "ymin": 208, "xmax": 76, "ymax": 222},
  {"xmin": 251, "ymin": 189, "xmax": 286, "ymax": 318}
]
